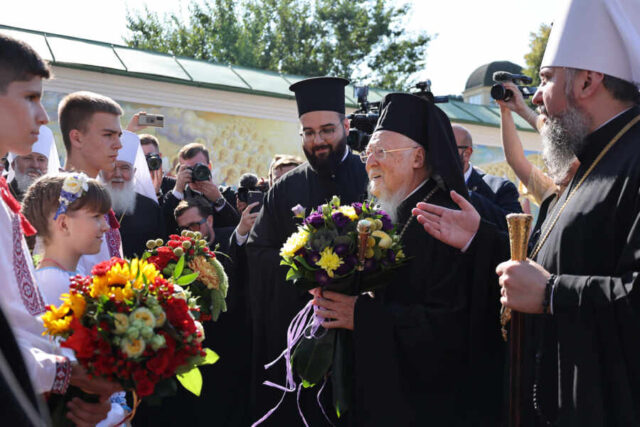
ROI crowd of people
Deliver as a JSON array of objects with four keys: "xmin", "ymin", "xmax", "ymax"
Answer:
[{"xmin": 0, "ymin": 0, "xmax": 639, "ymax": 425}]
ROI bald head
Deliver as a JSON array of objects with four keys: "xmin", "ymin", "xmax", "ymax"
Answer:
[{"xmin": 452, "ymin": 124, "xmax": 473, "ymax": 173}]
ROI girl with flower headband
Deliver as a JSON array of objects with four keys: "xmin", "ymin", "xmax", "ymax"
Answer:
[{"xmin": 22, "ymin": 173, "xmax": 128, "ymax": 425}]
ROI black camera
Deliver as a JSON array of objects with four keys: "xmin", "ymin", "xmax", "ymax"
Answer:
[
  {"xmin": 411, "ymin": 80, "xmax": 449, "ymax": 104},
  {"xmin": 490, "ymin": 71, "xmax": 537, "ymax": 101},
  {"xmin": 145, "ymin": 153, "xmax": 163, "ymax": 171},
  {"xmin": 188, "ymin": 163, "xmax": 211, "ymax": 182},
  {"xmin": 347, "ymin": 86, "xmax": 380, "ymax": 152}
]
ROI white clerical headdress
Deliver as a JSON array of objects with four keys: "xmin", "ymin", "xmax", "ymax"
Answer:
[
  {"xmin": 118, "ymin": 130, "xmax": 158, "ymax": 204},
  {"xmin": 7, "ymin": 125, "xmax": 61, "ymax": 181},
  {"xmin": 541, "ymin": 0, "xmax": 640, "ymax": 86}
]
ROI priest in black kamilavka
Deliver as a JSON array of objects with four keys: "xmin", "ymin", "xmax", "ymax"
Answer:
[
  {"xmin": 413, "ymin": 0, "xmax": 640, "ymax": 425},
  {"xmin": 312, "ymin": 93, "xmax": 505, "ymax": 426},
  {"xmin": 244, "ymin": 77, "xmax": 368, "ymax": 424}
]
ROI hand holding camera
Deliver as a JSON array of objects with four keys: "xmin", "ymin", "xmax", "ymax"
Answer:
[{"xmin": 491, "ymin": 72, "xmax": 537, "ymax": 102}]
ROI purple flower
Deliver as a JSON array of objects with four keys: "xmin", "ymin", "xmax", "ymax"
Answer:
[
  {"xmin": 386, "ymin": 249, "xmax": 396, "ymax": 263},
  {"xmin": 305, "ymin": 250, "xmax": 321, "ymax": 267},
  {"xmin": 305, "ymin": 212, "xmax": 325, "ymax": 228},
  {"xmin": 352, "ymin": 202, "xmax": 363, "ymax": 215},
  {"xmin": 334, "ymin": 243, "xmax": 350, "ymax": 257},
  {"xmin": 291, "ymin": 204, "xmax": 306, "ymax": 218},
  {"xmin": 364, "ymin": 258, "xmax": 376, "ymax": 272},
  {"xmin": 331, "ymin": 212, "xmax": 350, "ymax": 228},
  {"xmin": 315, "ymin": 269, "xmax": 331, "ymax": 286},
  {"xmin": 380, "ymin": 213, "xmax": 393, "ymax": 231},
  {"xmin": 335, "ymin": 260, "xmax": 353, "ymax": 276}
]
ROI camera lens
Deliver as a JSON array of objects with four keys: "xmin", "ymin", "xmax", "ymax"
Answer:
[
  {"xmin": 145, "ymin": 154, "xmax": 162, "ymax": 171},
  {"xmin": 191, "ymin": 163, "xmax": 211, "ymax": 181}
]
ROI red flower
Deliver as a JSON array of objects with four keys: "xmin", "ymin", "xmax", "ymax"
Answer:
[
  {"xmin": 133, "ymin": 368, "xmax": 156, "ymax": 397},
  {"xmin": 61, "ymin": 318, "xmax": 96, "ymax": 359},
  {"xmin": 167, "ymin": 240, "xmax": 181, "ymax": 249},
  {"xmin": 169, "ymin": 234, "xmax": 181, "ymax": 241}
]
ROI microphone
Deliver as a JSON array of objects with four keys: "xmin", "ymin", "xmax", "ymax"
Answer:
[{"xmin": 492, "ymin": 71, "xmax": 533, "ymax": 84}]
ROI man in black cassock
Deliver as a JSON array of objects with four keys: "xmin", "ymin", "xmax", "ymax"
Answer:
[
  {"xmin": 414, "ymin": 0, "xmax": 640, "ymax": 424},
  {"xmin": 243, "ymin": 77, "xmax": 368, "ymax": 424},
  {"xmin": 313, "ymin": 93, "xmax": 505, "ymax": 426}
]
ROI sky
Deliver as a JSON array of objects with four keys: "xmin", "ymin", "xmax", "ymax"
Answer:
[{"xmin": 1, "ymin": 0, "xmax": 561, "ymax": 95}]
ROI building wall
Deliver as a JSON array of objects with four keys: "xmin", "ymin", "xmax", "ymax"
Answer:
[{"xmin": 43, "ymin": 66, "xmax": 544, "ymax": 192}]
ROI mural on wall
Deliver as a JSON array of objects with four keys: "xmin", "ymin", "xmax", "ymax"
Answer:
[{"xmin": 42, "ymin": 90, "xmax": 302, "ymax": 187}]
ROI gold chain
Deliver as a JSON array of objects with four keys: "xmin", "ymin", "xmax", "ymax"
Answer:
[{"xmin": 530, "ymin": 114, "xmax": 640, "ymax": 260}]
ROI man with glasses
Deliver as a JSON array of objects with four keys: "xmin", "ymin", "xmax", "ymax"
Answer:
[
  {"xmin": 312, "ymin": 92, "xmax": 505, "ymax": 425},
  {"xmin": 244, "ymin": 77, "xmax": 368, "ymax": 424},
  {"xmin": 452, "ymin": 124, "xmax": 521, "ymax": 231},
  {"xmin": 174, "ymin": 196, "xmax": 234, "ymax": 253}
]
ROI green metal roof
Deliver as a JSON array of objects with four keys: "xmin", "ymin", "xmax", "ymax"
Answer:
[{"xmin": 0, "ymin": 24, "xmax": 534, "ymax": 132}]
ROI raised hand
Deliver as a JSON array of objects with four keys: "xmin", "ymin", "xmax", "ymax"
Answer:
[{"xmin": 412, "ymin": 190, "xmax": 480, "ymax": 250}]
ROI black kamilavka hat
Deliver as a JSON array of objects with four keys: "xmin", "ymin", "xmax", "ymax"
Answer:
[
  {"xmin": 289, "ymin": 77, "xmax": 349, "ymax": 117},
  {"xmin": 374, "ymin": 92, "xmax": 468, "ymax": 198}
]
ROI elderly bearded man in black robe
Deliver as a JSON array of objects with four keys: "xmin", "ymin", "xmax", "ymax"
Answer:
[
  {"xmin": 312, "ymin": 93, "xmax": 505, "ymax": 426},
  {"xmin": 413, "ymin": 0, "xmax": 640, "ymax": 425},
  {"xmin": 242, "ymin": 77, "xmax": 369, "ymax": 425}
]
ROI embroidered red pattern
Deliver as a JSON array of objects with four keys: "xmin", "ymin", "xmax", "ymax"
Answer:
[
  {"xmin": 12, "ymin": 215, "xmax": 46, "ymax": 315},
  {"xmin": 104, "ymin": 213, "xmax": 122, "ymax": 258},
  {"xmin": 51, "ymin": 356, "xmax": 71, "ymax": 394}
]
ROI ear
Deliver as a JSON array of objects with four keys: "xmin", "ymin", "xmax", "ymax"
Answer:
[
  {"xmin": 55, "ymin": 213, "xmax": 71, "ymax": 235},
  {"xmin": 69, "ymin": 129, "xmax": 83, "ymax": 151},
  {"xmin": 412, "ymin": 146, "xmax": 426, "ymax": 169},
  {"xmin": 466, "ymin": 146, "xmax": 474, "ymax": 161},
  {"xmin": 342, "ymin": 117, "xmax": 350, "ymax": 134},
  {"xmin": 576, "ymin": 70, "xmax": 604, "ymax": 100}
]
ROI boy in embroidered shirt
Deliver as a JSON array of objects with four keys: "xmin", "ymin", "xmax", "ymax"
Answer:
[{"xmin": 0, "ymin": 32, "xmax": 119, "ymax": 425}]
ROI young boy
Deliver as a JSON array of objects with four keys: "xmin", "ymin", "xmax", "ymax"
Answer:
[
  {"xmin": 0, "ymin": 33, "xmax": 118, "ymax": 425},
  {"xmin": 57, "ymin": 90, "xmax": 125, "ymax": 274}
]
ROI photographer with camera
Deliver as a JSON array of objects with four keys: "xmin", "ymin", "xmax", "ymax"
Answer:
[{"xmin": 162, "ymin": 142, "xmax": 240, "ymax": 236}]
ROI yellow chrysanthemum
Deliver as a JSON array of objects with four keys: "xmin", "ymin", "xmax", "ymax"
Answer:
[
  {"xmin": 42, "ymin": 303, "xmax": 72, "ymax": 335},
  {"xmin": 90, "ymin": 259, "xmax": 160, "ymax": 302},
  {"xmin": 317, "ymin": 247, "xmax": 343, "ymax": 278},
  {"xmin": 280, "ymin": 228, "xmax": 309, "ymax": 258},
  {"xmin": 60, "ymin": 292, "xmax": 86, "ymax": 318},
  {"xmin": 338, "ymin": 206, "xmax": 358, "ymax": 221},
  {"xmin": 188, "ymin": 256, "xmax": 219, "ymax": 290},
  {"xmin": 110, "ymin": 283, "xmax": 135, "ymax": 303}
]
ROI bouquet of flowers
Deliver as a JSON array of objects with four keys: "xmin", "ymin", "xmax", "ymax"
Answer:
[
  {"xmin": 42, "ymin": 257, "xmax": 218, "ymax": 418},
  {"xmin": 263, "ymin": 196, "xmax": 407, "ymax": 422},
  {"xmin": 144, "ymin": 230, "xmax": 229, "ymax": 321},
  {"xmin": 281, "ymin": 195, "xmax": 405, "ymax": 291}
]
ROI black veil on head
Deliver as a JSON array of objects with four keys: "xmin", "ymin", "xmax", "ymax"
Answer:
[{"xmin": 374, "ymin": 93, "xmax": 468, "ymax": 198}]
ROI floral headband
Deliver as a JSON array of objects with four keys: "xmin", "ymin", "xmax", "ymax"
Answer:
[{"xmin": 53, "ymin": 173, "xmax": 90, "ymax": 220}]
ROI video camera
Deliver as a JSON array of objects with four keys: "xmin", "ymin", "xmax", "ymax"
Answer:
[
  {"xmin": 347, "ymin": 81, "xmax": 448, "ymax": 152},
  {"xmin": 490, "ymin": 71, "xmax": 537, "ymax": 101}
]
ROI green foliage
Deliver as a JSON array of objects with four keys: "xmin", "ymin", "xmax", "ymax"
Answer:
[
  {"xmin": 177, "ymin": 367, "xmax": 203, "ymax": 396},
  {"xmin": 523, "ymin": 23, "xmax": 551, "ymax": 87},
  {"xmin": 125, "ymin": 0, "xmax": 431, "ymax": 90}
]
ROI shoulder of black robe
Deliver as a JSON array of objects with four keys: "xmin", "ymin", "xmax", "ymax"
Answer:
[
  {"xmin": 119, "ymin": 193, "xmax": 165, "ymax": 258},
  {"xmin": 530, "ymin": 105, "xmax": 640, "ymax": 426},
  {"xmin": 245, "ymin": 152, "xmax": 368, "ymax": 424},
  {"xmin": 353, "ymin": 180, "xmax": 506, "ymax": 426}
]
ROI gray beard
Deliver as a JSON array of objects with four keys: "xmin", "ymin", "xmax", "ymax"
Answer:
[
  {"xmin": 14, "ymin": 170, "xmax": 37, "ymax": 193},
  {"xmin": 106, "ymin": 180, "xmax": 137, "ymax": 215},
  {"xmin": 540, "ymin": 103, "xmax": 590, "ymax": 183},
  {"xmin": 368, "ymin": 181, "xmax": 406, "ymax": 224}
]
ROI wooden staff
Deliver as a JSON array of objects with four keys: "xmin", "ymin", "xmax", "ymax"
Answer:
[
  {"xmin": 356, "ymin": 219, "xmax": 372, "ymax": 271},
  {"xmin": 504, "ymin": 213, "xmax": 533, "ymax": 427}
]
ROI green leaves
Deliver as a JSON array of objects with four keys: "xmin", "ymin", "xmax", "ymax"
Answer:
[
  {"xmin": 201, "ymin": 348, "xmax": 220, "ymax": 366},
  {"xmin": 177, "ymin": 367, "xmax": 203, "ymax": 396},
  {"xmin": 173, "ymin": 255, "xmax": 185, "ymax": 279},
  {"xmin": 176, "ymin": 272, "xmax": 199, "ymax": 286},
  {"xmin": 125, "ymin": 0, "xmax": 431, "ymax": 90},
  {"xmin": 292, "ymin": 328, "xmax": 336, "ymax": 388}
]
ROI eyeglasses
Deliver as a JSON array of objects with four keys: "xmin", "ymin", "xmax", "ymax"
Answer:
[
  {"xmin": 457, "ymin": 145, "xmax": 470, "ymax": 151},
  {"xmin": 178, "ymin": 217, "xmax": 207, "ymax": 232},
  {"xmin": 359, "ymin": 146, "xmax": 418, "ymax": 163},
  {"xmin": 299, "ymin": 124, "xmax": 340, "ymax": 142}
]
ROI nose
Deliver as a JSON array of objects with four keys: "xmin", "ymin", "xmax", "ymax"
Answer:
[
  {"xmin": 365, "ymin": 152, "xmax": 378, "ymax": 169},
  {"xmin": 532, "ymin": 87, "xmax": 543, "ymax": 106},
  {"xmin": 99, "ymin": 216, "xmax": 110, "ymax": 233},
  {"xmin": 115, "ymin": 135, "xmax": 123, "ymax": 150},
  {"xmin": 37, "ymin": 103, "xmax": 49, "ymax": 125}
]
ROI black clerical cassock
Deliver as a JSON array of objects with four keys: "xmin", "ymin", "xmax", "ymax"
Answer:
[
  {"xmin": 351, "ymin": 93, "xmax": 505, "ymax": 426},
  {"xmin": 246, "ymin": 77, "xmax": 369, "ymax": 425}
]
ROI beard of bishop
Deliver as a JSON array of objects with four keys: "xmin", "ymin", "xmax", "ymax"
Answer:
[
  {"xmin": 106, "ymin": 178, "xmax": 137, "ymax": 215},
  {"xmin": 303, "ymin": 131, "xmax": 348, "ymax": 176},
  {"xmin": 368, "ymin": 180, "xmax": 410, "ymax": 224},
  {"xmin": 540, "ymin": 96, "xmax": 590, "ymax": 184},
  {"xmin": 14, "ymin": 168, "xmax": 41, "ymax": 193}
]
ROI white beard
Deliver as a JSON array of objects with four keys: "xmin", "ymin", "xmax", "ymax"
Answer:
[
  {"xmin": 13, "ymin": 169, "xmax": 38, "ymax": 193},
  {"xmin": 106, "ymin": 179, "xmax": 137, "ymax": 215},
  {"xmin": 368, "ymin": 181, "xmax": 407, "ymax": 224}
]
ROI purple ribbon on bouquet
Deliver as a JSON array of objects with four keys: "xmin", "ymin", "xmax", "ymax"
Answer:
[{"xmin": 252, "ymin": 300, "xmax": 333, "ymax": 427}]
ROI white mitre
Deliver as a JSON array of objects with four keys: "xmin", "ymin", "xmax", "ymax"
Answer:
[{"xmin": 541, "ymin": 0, "xmax": 640, "ymax": 86}]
